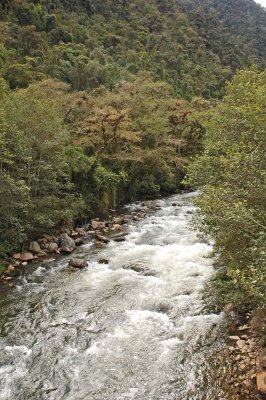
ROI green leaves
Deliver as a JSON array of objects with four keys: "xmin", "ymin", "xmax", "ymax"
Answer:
[
  {"xmin": 0, "ymin": 79, "xmax": 84, "ymax": 253},
  {"xmin": 1, "ymin": 0, "xmax": 264, "ymax": 97},
  {"xmin": 186, "ymin": 68, "xmax": 266, "ymax": 311}
]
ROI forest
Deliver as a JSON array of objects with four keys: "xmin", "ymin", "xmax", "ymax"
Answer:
[{"xmin": 0, "ymin": 0, "xmax": 265, "ymax": 313}]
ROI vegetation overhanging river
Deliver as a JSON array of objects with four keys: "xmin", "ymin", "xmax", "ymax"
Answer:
[{"xmin": 0, "ymin": 192, "xmax": 228, "ymax": 400}]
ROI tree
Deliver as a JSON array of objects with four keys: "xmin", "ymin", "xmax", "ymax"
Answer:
[
  {"xmin": 0, "ymin": 79, "xmax": 84, "ymax": 253},
  {"xmin": 4, "ymin": 63, "xmax": 45, "ymax": 89},
  {"xmin": 186, "ymin": 68, "xmax": 266, "ymax": 310}
]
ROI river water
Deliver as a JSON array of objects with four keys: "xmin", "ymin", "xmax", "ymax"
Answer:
[{"xmin": 0, "ymin": 192, "xmax": 226, "ymax": 400}]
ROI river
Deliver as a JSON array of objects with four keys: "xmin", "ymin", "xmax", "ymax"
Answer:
[{"xmin": 0, "ymin": 192, "xmax": 227, "ymax": 400}]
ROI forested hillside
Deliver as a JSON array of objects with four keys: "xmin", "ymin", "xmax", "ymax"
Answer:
[
  {"xmin": 0, "ymin": 0, "xmax": 265, "ymax": 97},
  {"xmin": 0, "ymin": 0, "xmax": 265, "ymax": 258}
]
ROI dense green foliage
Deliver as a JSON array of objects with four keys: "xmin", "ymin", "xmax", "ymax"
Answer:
[
  {"xmin": 0, "ymin": 0, "xmax": 265, "ymax": 98},
  {"xmin": 186, "ymin": 69, "xmax": 266, "ymax": 311},
  {"xmin": 0, "ymin": 75, "xmax": 208, "ymax": 254},
  {"xmin": 0, "ymin": 78, "xmax": 84, "ymax": 253},
  {"xmin": 180, "ymin": 0, "xmax": 266, "ymax": 67}
]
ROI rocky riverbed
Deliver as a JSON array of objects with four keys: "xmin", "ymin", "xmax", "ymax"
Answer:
[{"xmin": 0, "ymin": 200, "xmax": 160, "ymax": 283}]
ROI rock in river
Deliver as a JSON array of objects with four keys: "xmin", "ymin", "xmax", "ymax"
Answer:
[
  {"xmin": 95, "ymin": 234, "xmax": 110, "ymax": 243},
  {"xmin": 74, "ymin": 237, "xmax": 85, "ymax": 246},
  {"xmin": 69, "ymin": 258, "xmax": 88, "ymax": 269},
  {"xmin": 113, "ymin": 236, "xmax": 126, "ymax": 242},
  {"xmin": 59, "ymin": 233, "xmax": 76, "ymax": 253},
  {"xmin": 98, "ymin": 258, "xmax": 109, "ymax": 264}
]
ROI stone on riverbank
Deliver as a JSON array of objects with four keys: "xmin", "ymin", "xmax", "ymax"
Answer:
[
  {"xmin": 12, "ymin": 252, "xmax": 35, "ymax": 261},
  {"xmin": 47, "ymin": 242, "xmax": 59, "ymax": 253},
  {"xmin": 250, "ymin": 309, "xmax": 266, "ymax": 334},
  {"xmin": 257, "ymin": 371, "xmax": 266, "ymax": 395},
  {"xmin": 29, "ymin": 241, "xmax": 41, "ymax": 254},
  {"xmin": 229, "ymin": 336, "xmax": 241, "ymax": 341},
  {"xmin": 59, "ymin": 233, "xmax": 76, "ymax": 253},
  {"xmin": 75, "ymin": 228, "xmax": 86, "ymax": 236},
  {"xmin": 113, "ymin": 216, "xmax": 126, "ymax": 225},
  {"xmin": 4, "ymin": 265, "xmax": 20, "ymax": 277},
  {"xmin": 91, "ymin": 220, "xmax": 100, "ymax": 230}
]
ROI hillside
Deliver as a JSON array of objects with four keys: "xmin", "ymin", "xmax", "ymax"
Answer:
[
  {"xmin": 180, "ymin": 0, "xmax": 266, "ymax": 67},
  {"xmin": 0, "ymin": 0, "xmax": 265, "ymax": 98}
]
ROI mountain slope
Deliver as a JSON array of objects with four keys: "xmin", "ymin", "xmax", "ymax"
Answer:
[{"xmin": 0, "ymin": 0, "xmax": 265, "ymax": 98}]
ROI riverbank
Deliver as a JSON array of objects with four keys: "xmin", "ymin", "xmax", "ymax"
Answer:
[
  {"xmin": 209, "ymin": 309, "xmax": 266, "ymax": 399},
  {"xmin": 0, "ymin": 199, "xmax": 162, "ymax": 285}
]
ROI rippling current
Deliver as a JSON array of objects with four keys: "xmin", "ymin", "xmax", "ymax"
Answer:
[{"xmin": 0, "ymin": 192, "xmax": 227, "ymax": 400}]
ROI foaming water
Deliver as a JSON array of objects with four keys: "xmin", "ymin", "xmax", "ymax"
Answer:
[{"xmin": 0, "ymin": 193, "xmax": 226, "ymax": 400}]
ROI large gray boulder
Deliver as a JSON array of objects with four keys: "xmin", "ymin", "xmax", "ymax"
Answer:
[{"xmin": 59, "ymin": 233, "xmax": 76, "ymax": 253}]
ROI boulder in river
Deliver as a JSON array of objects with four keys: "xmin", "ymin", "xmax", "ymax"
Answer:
[
  {"xmin": 74, "ymin": 237, "xmax": 85, "ymax": 246},
  {"xmin": 142, "ymin": 201, "xmax": 156, "ymax": 209},
  {"xmin": 123, "ymin": 263, "xmax": 155, "ymax": 276},
  {"xmin": 59, "ymin": 233, "xmax": 76, "ymax": 253},
  {"xmin": 98, "ymin": 258, "xmax": 109, "ymax": 264},
  {"xmin": 113, "ymin": 236, "xmax": 126, "ymax": 242},
  {"xmin": 69, "ymin": 258, "xmax": 88, "ymax": 269},
  {"xmin": 95, "ymin": 234, "xmax": 110, "ymax": 243},
  {"xmin": 29, "ymin": 241, "xmax": 41, "ymax": 254}
]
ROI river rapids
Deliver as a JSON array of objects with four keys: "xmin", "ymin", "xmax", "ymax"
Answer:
[{"xmin": 0, "ymin": 192, "xmax": 227, "ymax": 400}]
